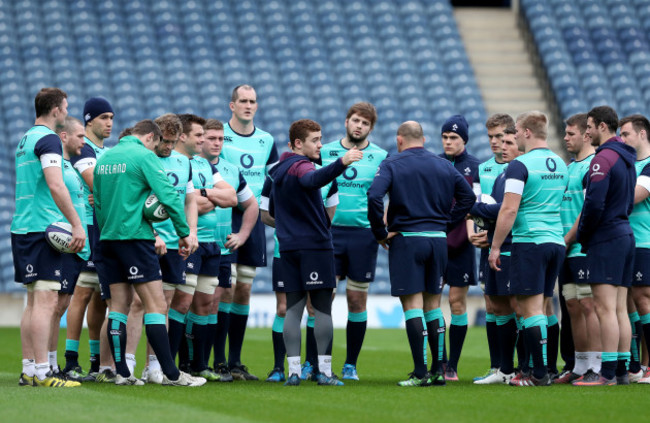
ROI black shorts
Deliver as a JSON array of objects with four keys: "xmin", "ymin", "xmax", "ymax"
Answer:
[
  {"xmin": 280, "ymin": 249, "xmax": 336, "ymax": 293},
  {"xmin": 11, "ymin": 232, "xmax": 62, "ymax": 285},
  {"xmin": 389, "ymin": 235, "xmax": 447, "ymax": 297},
  {"xmin": 331, "ymin": 226, "xmax": 379, "ymax": 282}
]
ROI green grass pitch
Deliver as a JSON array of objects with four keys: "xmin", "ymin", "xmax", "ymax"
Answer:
[{"xmin": 0, "ymin": 327, "xmax": 646, "ymax": 422}]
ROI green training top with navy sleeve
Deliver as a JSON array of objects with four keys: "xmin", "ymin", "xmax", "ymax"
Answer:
[
  {"xmin": 630, "ymin": 158, "xmax": 650, "ymax": 249},
  {"xmin": 560, "ymin": 154, "xmax": 593, "ymax": 257},
  {"xmin": 220, "ymin": 123, "xmax": 279, "ymax": 204},
  {"xmin": 478, "ymin": 156, "xmax": 507, "ymax": 196},
  {"xmin": 504, "ymin": 148, "xmax": 568, "ymax": 245},
  {"xmin": 11, "ymin": 125, "xmax": 64, "ymax": 234},
  {"xmin": 69, "ymin": 137, "xmax": 108, "ymax": 223},
  {"xmin": 153, "ymin": 150, "xmax": 193, "ymax": 247},
  {"xmin": 320, "ymin": 140, "xmax": 388, "ymax": 228},
  {"xmin": 93, "ymin": 135, "xmax": 189, "ymax": 241},
  {"xmin": 63, "ymin": 159, "xmax": 90, "ymax": 261},
  {"xmin": 213, "ymin": 157, "xmax": 254, "ymax": 255},
  {"xmin": 191, "ymin": 155, "xmax": 227, "ymax": 243}
]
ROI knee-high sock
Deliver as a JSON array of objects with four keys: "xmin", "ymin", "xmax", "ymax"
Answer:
[
  {"xmin": 305, "ymin": 316, "xmax": 317, "ymax": 366},
  {"xmin": 447, "ymin": 312, "xmax": 468, "ymax": 371},
  {"xmin": 228, "ymin": 303, "xmax": 249, "ymax": 366},
  {"xmin": 641, "ymin": 314, "xmax": 650, "ymax": 369},
  {"xmin": 272, "ymin": 315, "xmax": 286, "ymax": 370},
  {"xmin": 107, "ymin": 311, "xmax": 129, "ymax": 377},
  {"xmin": 345, "ymin": 311, "xmax": 367, "ymax": 366},
  {"xmin": 558, "ymin": 294, "xmax": 575, "ymax": 371},
  {"xmin": 185, "ymin": 312, "xmax": 209, "ymax": 372},
  {"xmin": 167, "ymin": 308, "xmax": 186, "ymax": 360},
  {"xmin": 600, "ymin": 352, "xmax": 618, "ymax": 380},
  {"xmin": 424, "ymin": 308, "xmax": 445, "ymax": 373},
  {"xmin": 524, "ymin": 315, "xmax": 548, "ymax": 380},
  {"xmin": 516, "ymin": 317, "xmax": 528, "ymax": 372},
  {"xmin": 629, "ymin": 312, "xmax": 641, "ymax": 373},
  {"xmin": 546, "ymin": 314, "xmax": 559, "ymax": 374},
  {"xmin": 213, "ymin": 302, "xmax": 230, "ymax": 366},
  {"xmin": 145, "ymin": 313, "xmax": 180, "ymax": 380},
  {"xmin": 204, "ymin": 314, "xmax": 218, "ymax": 367},
  {"xmin": 311, "ymin": 289, "xmax": 334, "ymax": 377},
  {"xmin": 485, "ymin": 312, "xmax": 499, "ymax": 369},
  {"xmin": 405, "ymin": 309, "xmax": 428, "ymax": 378},
  {"xmin": 496, "ymin": 313, "xmax": 518, "ymax": 374},
  {"xmin": 284, "ymin": 293, "xmax": 307, "ymax": 359}
]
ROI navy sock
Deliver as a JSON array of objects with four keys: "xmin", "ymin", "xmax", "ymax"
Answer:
[
  {"xmin": 424, "ymin": 309, "xmax": 445, "ymax": 373},
  {"xmin": 306, "ymin": 316, "xmax": 318, "ymax": 367},
  {"xmin": 272, "ymin": 315, "xmax": 286, "ymax": 370},
  {"xmin": 601, "ymin": 352, "xmax": 618, "ymax": 380},
  {"xmin": 516, "ymin": 318, "xmax": 528, "ymax": 372},
  {"xmin": 546, "ymin": 315, "xmax": 559, "ymax": 374},
  {"xmin": 107, "ymin": 312, "xmax": 129, "ymax": 377},
  {"xmin": 186, "ymin": 312, "xmax": 209, "ymax": 372},
  {"xmin": 496, "ymin": 314, "xmax": 517, "ymax": 374},
  {"xmin": 167, "ymin": 308, "xmax": 186, "ymax": 360},
  {"xmin": 213, "ymin": 304, "xmax": 230, "ymax": 366},
  {"xmin": 447, "ymin": 313, "xmax": 468, "ymax": 371},
  {"xmin": 89, "ymin": 339, "xmax": 100, "ymax": 373},
  {"xmin": 145, "ymin": 313, "xmax": 180, "ymax": 380},
  {"xmin": 558, "ymin": 294, "xmax": 575, "ymax": 371},
  {"xmin": 524, "ymin": 315, "xmax": 547, "ymax": 380},
  {"xmin": 629, "ymin": 312, "xmax": 641, "ymax": 373},
  {"xmin": 404, "ymin": 309, "xmax": 428, "ymax": 378},
  {"xmin": 641, "ymin": 314, "xmax": 650, "ymax": 367},
  {"xmin": 345, "ymin": 311, "xmax": 367, "ymax": 366},
  {"xmin": 64, "ymin": 339, "xmax": 80, "ymax": 371},
  {"xmin": 204, "ymin": 314, "xmax": 218, "ymax": 367},
  {"xmin": 486, "ymin": 313, "xmax": 499, "ymax": 369},
  {"xmin": 617, "ymin": 352, "xmax": 631, "ymax": 377},
  {"xmin": 228, "ymin": 303, "xmax": 249, "ymax": 366}
]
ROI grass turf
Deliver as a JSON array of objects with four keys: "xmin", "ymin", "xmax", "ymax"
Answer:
[{"xmin": 0, "ymin": 326, "xmax": 646, "ymax": 423}]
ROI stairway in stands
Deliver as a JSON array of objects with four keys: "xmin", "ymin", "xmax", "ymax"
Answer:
[{"xmin": 454, "ymin": 7, "xmax": 562, "ymax": 150}]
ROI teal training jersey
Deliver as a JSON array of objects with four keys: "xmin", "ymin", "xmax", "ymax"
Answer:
[
  {"xmin": 191, "ymin": 156, "xmax": 222, "ymax": 243},
  {"xmin": 11, "ymin": 125, "xmax": 64, "ymax": 233},
  {"xmin": 320, "ymin": 140, "xmax": 388, "ymax": 228},
  {"xmin": 69, "ymin": 137, "xmax": 109, "ymax": 223},
  {"xmin": 630, "ymin": 157, "xmax": 650, "ymax": 249},
  {"xmin": 153, "ymin": 151, "xmax": 193, "ymax": 246},
  {"xmin": 213, "ymin": 157, "xmax": 253, "ymax": 255},
  {"xmin": 63, "ymin": 159, "xmax": 90, "ymax": 261},
  {"xmin": 220, "ymin": 123, "xmax": 278, "ymax": 204},
  {"xmin": 560, "ymin": 155, "xmax": 593, "ymax": 257},
  {"xmin": 478, "ymin": 157, "xmax": 507, "ymax": 196},
  {"xmin": 505, "ymin": 148, "xmax": 568, "ymax": 245}
]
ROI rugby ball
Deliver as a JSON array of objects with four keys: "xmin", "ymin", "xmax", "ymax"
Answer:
[
  {"xmin": 143, "ymin": 194, "xmax": 169, "ymax": 222},
  {"xmin": 471, "ymin": 194, "xmax": 497, "ymax": 230},
  {"xmin": 45, "ymin": 221, "xmax": 74, "ymax": 253}
]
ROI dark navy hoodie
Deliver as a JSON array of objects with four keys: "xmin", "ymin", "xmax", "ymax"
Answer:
[
  {"xmin": 368, "ymin": 147, "xmax": 475, "ymax": 240},
  {"xmin": 577, "ymin": 137, "xmax": 636, "ymax": 249},
  {"xmin": 269, "ymin": 152, "xmax": 346, "ymax": 252}
]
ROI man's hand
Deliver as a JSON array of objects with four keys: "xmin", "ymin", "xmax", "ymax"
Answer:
[
  {"xmin": 488, "ymin": 246, "xmax": 501, "ymax": 271},
  {"xmin": 69, "ymin": 223, "xmax": 86, "ymax": 253},
  {"xmin": 225, "ymin": 232, "xmax": 247, "ymax": 251},
  {"xmin": 469, "ymin": 231, "xmax": 489, "ymax": 248},
  {"xmin": 154, "ymin": 235, "xmax": 167, "ymax": 256},
  {"xmin": 342, "ymin": 146, "xmax": 363, "ymax": 166},
  {"xmin": 88, "ymin": 193, "xmax": 94, "ymax": 207},
  {"xmin": 378, "ymin": 231, "xmax": 399, "ymax": 250},
  {"xmin": 178, "ymin": 234, "xmax": 198, "ymax": 258}
]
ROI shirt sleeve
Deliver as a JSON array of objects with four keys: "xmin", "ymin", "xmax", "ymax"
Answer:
[
  {"xmin": 35, "ymin": 134, "xmax": 63, "ymax": 169},
  {"xmin": 69, "ymin": 143, "xmax": 97, "ymax": 174},
  {"xmin": 211, "ymin": 163, "xmax": 224, "ymax": 184},
  {"xmin": 638, "ymin": 163, "xmax": 650, "ymax": 193},
  {"xmin": 266, "ymin": 142, "xmax": 280, "ymax": 173},
  {"xmin": 367, "ymin": 161, "xmax": 392, "ymax": 240},
  {"xmin": 186, "ymin": 163, "xmax": 195, "ymax": 193},
  {"xmin": 504, "ymin": 160, "xmax": 528, "ymax": 195},
  {"xmin": 325, "ymin": 179, "xmax": 339, "ymax": 208}
]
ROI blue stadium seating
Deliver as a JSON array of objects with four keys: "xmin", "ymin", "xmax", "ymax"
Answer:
[{"xmin": 0, "ymin": 0, "xmax": 491, "ymax": 291}]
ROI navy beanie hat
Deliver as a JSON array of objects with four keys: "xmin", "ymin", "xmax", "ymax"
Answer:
[
  {"xmin": 441, "ymin": 115, "xmax": 469, "ymax": 144},
  {"xmin": 83, "ymin": 97, "xmax": 114, "ymax": 125}
]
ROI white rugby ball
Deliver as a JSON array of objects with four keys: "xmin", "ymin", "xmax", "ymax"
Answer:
[
  {"xmin": 45, "ymin": 221, "xmax": 74, "ymax": 253},
  {"xmin": 471, "ymin": 194, "xmax": 497, "ymax": 229},
  {"xmin": 143, "ymin": 194, "xmax": 169, "ymax": 222}
]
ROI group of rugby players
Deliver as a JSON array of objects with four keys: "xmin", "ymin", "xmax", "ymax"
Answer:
[{"xmin": 11, "ymin": 84, "xmax": 650, "ymax": 388}]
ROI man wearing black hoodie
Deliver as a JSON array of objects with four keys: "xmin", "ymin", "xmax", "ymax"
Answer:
[
  {"xmin": 575, "ymin": 105, "xmax": 637, "ymax": 386},
  {"xmin": 268, "ymin": 119, "xmax": 362, "ymax": 386}
]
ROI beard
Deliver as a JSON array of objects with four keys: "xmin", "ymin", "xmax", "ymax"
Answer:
[{"xmin": 347, "ymin": 129, "xmax": 368, "ymax": 145}]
